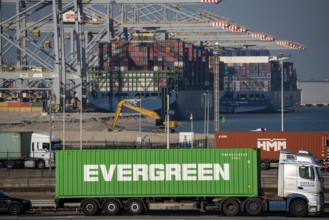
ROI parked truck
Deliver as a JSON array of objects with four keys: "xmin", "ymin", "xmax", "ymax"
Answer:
[
  {"xmin": 0, "ymin": 131, "xmax": 62, "ymax": 169},
  {"xmin": 55, "ymin": 148, "xmax": 324, "ymax": 217},
  {"xmin": 215, "ymin": 131, "xmax": 329, "ymax": 170}
]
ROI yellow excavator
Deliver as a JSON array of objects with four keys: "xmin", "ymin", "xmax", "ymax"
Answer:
[{"xmin": 111, "ymin": 100, "xmax": 177, "ymax": 133}]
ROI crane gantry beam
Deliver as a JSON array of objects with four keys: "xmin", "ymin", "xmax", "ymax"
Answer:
[
  {"xmin": 81, "ymin": 0, "xmax": 221, "ymax": 4},
  {"xmin": 0, "ymin": 0, "xmax": 221, "ymax": 3},
  {"xmin": 119, "ymin": 20, "xmax": 306, "ymax": 50}
]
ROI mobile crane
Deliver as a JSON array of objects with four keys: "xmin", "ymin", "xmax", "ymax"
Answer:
[{"xmin": 111, "ymin": 100, "xmax": 177, "ymax": 133}]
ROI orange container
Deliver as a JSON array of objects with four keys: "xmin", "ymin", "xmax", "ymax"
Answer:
[
  {"xmin": 20, "ymin": 107, "xmax": 32, "ymax": 112},
  {"xmin": 0, "ymin": 102, "xmax": 8, "ymax": 107},
  {"xmin": 8, "ymin": 107, "xmax": 20, "ymax": 112},
  {"xmin": 31, "ymin": 107, "xmax": 43, "ymax": 112}
]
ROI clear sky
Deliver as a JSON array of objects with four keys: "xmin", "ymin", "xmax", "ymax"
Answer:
[{"xmin": 202, "ymin": 0, "xmax": 329, "ymax": 81}]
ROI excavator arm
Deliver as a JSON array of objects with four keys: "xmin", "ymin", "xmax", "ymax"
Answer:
[
  {"xmin": 112, "ymin": 100, "xmax": 162, "ymax": 129},
  {"xmin": 111, "ymin": 100, "xmax": 177, "ymax": 131}
]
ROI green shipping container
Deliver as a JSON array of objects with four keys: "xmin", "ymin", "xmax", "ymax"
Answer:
[
  {"xmin": 0, "ymin": 131, "xmax": 32, "ymax": 160},
  {"xmin": 56, "ymin": 148, "xmax": 260, "ymax": 199},
  {"xmin": 31, "ymin": 102, "xmax": 43, "ymax": 107}
]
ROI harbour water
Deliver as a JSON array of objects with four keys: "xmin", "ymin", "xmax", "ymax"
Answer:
[{"xmin": 175, "ymin": 106, "xmax": 329, "ymax": 134}]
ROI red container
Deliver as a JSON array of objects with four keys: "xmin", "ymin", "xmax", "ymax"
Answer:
[
  {"xmin": 20, "ymin": 102, "xmax": 32, "ymax": 107},
  {"xmin": 215, "ymin": 131, "xmax": 329, "ymax": 165},
  {"xmin": 7, "ymin": 102, "xmax": 20, "ymax": 107}
]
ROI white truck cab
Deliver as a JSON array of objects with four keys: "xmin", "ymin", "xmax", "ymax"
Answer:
[
  {"xmin": 28, "ymin": 133, "xmax": 62, "ymax": 169},
  {"xmin": 275, "ymin": 150, "xmax": 324, "ymax": 216}
]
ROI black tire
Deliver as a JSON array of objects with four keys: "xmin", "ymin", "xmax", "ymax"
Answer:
[
  {"xmin": 6, "ymin": 161, "xmax": 16, "ymax": 169},
  {"xmin": 8, "ymin": 203, "xmax": 22, "ymax": 215},
  {"xmin": 260, "ymin": 160, "xmax": 270, "ymax": 170},
  {"xmin": 126, "ymin": 199, "xmax": 144, "ymax": 215},
  {"xmin": 36, "ymin": 160, "xmax": 45, "ymax": 169},
  {"xmin": 222, "ymin": 199, "xmax": 240, "ymax": 216},
  {"xmin": 245, "ymin": 198, "xmax": 263, "ymax": 216},
  {"xmin": 289, "ymin": 199, "xmax": 308, "ymax": 217},
  {"xmin": 103, "ymin": 199, "xmax": 121, "ymax": 215},
  {"xmin": 81, "ymin": 199, "xmax": 100, "ymax": 216}
]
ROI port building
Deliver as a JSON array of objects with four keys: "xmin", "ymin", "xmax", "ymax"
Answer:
[{"xmin": 298, "ymin": 81, "xmax": 329, "ymax": 106}]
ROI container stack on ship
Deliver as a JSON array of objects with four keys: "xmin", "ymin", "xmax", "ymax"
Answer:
[
  {"xmin": 87, "ymin": 32, "xmax": 301, "ymax": 119},
  {"xmin": 88, "ymin": 32, "xmax": 214, "ymax": 120},
  {"xmin": 271, "ymin": 61, "xmax": 300, "ymax": 111},
  {"xmin": 219, "ymin": 50, "xmax": 300, "ymax": 113}
]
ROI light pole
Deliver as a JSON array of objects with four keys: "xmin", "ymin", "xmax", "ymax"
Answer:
[
  {"xmin": 137, "ymin": 98, "xmax": 142, "ymax": 143},
  {"xmin": 280, "ymin": 58, "xmax": 284, "ymax": 132},
  {"xmin": 190, "ymin": 113, "xmax": 193, "ymax": 149},
  {"xmin": 166, "ymin": 94, "xmax": 170, "ymax": 149},
  {"xmin": 277, "ymin": 54, "xmax": 291, "ymax": 131},
  {"xmin": 190, "ymin": 113, "xmax": 193, "ymax": 130},
  {"xmin": 203, "ymin": 93, "xmax": 207, "ymax": 139},
  {"xmin": 213, "ymin": 43, "xmax": 220, "ymax": 132},
  {"xmin": 203, "ymin": 91, "xmax": 210, "ymax": 148},
  {"xmin": 49, "ymin": 90, "xmax": 53, "ymax": 177},
  {"xmin": 206, "ymin": 90, "xmax": 210, "ymax": 148}
]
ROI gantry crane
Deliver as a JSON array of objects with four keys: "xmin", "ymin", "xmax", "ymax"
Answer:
[{"xmin": 0, "ymin": 0, "xmax": 306, "ymax": 113}]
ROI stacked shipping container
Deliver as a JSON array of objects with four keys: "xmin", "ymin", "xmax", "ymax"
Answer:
[
  {"xmin": 0, "ymin": 102, "xmax": 43, "ymax": 112},
  {"xmin": 218, "ymin": 59, "xmax": 297, "ymax": 93},
  {"xmin": 97, "ymin": 45, "xmax": 299, "ymax": 94},
  {"xmin": 271, "ymin": 62, "xmax": 298, "ymax": 91},
  {"xmin": 95, "ymin": 39, "xmax": 212, "ymax": 94},
  {"xmin": 221, "ymin": 63, "xmax": 272, "ymax": 92},
  {"xmin": 88, "ymin": 38, "xmax": 301, "ymax": 114}
]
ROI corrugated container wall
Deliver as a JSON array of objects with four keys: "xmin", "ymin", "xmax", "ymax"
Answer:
[
  {"xmin": 56, "ymin": 148, "xmax": 260, "ymax": 199},
  {"xmin": 215, "ymin": 132, "xmax": 329, "ymax": 161},
  {"xmin": 0, "ymin": 131, "xmax": 32, "ymax": 160}
]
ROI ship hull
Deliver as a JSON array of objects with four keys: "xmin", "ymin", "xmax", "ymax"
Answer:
[
  {"xmin": 87, "ymin": 90, "xmax": 275, "ymax": 120},
  {"xmin": 219, "ymin": 91, "xmax": 273, "ymax": 114},
  {"xmin": 173, "ymin": 90, "xmax": 274, "ymax": 119},
  {"xmin": 87, "ymin": 91, "xmax": 176, "ymax": 114}
]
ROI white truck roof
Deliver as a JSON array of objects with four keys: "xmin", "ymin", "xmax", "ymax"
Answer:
[{"xmin": 279, "ymin": 150, "xmax": 320, "ymax": 166}]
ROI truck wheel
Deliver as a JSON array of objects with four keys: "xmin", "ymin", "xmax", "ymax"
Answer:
[
  {"xmin": 289, "ymin": 199, "xmax": 308, "ymax": 217},
  {"xmin": 126, "ymin": 199, "xmax": 144, "ymax": 215},
  {"xmin": 6, "ymin": 161, "xmax": 16, "ymax": 169},
  {"xmin": 36, "ymin": 160, "xmax": 45, "ymax": 169},
  {"xmin": 260, "ymin": 160, "xmax": 269, "ymax": 170},
  {"xmin": 8, "ymin": 203, "xmax": 22, "ymax": 215},
  {"xmin": 245, "ymin": 198, "xmax": 263, "ymax": 215},
  {"xmin": 103, "ymin": 199, "xmax": 121, "ymax": 215},
  {"xmin": 222, "ymin": 199, "xmax": 240, "ymax": 216},
  {"xmin": 81, "ymin": 199, "xmax": 100, "ymax": 216}
]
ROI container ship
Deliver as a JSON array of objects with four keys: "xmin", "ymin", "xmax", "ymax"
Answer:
[
  {"xmin": 87, "ymin": 33, "xmax": 300, "ymax": 120},
  {"xmin": 219, "ymin": 51, "xmax": 300, "ymax": 114}
]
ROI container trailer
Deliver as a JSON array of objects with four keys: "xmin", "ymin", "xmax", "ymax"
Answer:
[
  {"xmin": 55, "ymin": 148, "xmax": 324, "ymax": 217},
  {"xmin": 215, "ymin": 131, "xmax": 329, "ymax": 170},
  {"xmin": 0, "ymin": 131, "xmax": 62, "ymax": 169}
]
